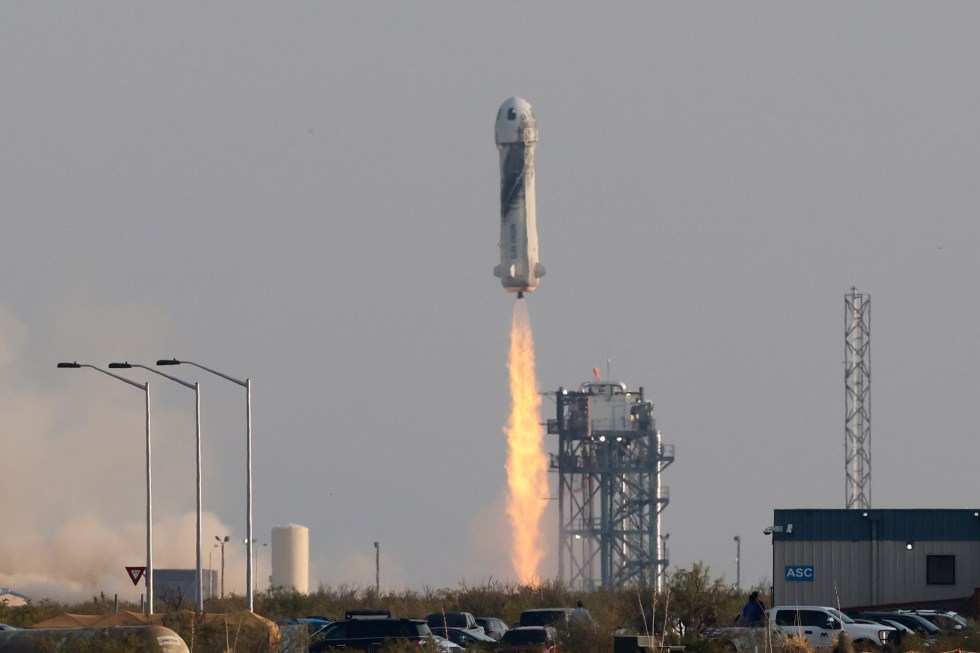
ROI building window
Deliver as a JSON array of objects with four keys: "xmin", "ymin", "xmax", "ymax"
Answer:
[{"xmin": 927, "ymin": 555, "xmax": 955, "ymax": 585}]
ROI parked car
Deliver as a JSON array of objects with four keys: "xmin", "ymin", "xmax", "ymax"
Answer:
[
  {"xmin": 477, "ymin": 617, "xmax": 510, "ymax": 640},
  {"xmin": 768, "ymin": 606, "xmax": 894, "ymax": 651},
  {"xmin": 430, "ymin": 625, "xmax": 499, "ymax": 649},
  {"xmin": 850, "ymin": 617, "xmax": 913, "ymax": 634},
  {"xmin": 904, "ymin": 610, "xmax": 970, "ymax": 633},
  {"xmin": 853, "ymin": 611, "xmax": 940, "ymax": 637},
  {"xmin": 707, "ymin": 606, "xmax": 895, "ymax": 652},
  {"xmin": 309, "ymin": 617, "xmax": 460, "ymax": 652},
  {"xmin": 518, "ymin": 609, "xmax": 572, "ymax": 629},
  {"xmin": 277, "ymin": 617, "xmax": 332, "ymax": 652},
  {"xmin": 426, "ymin": 611, "xmax": 484, "ymax": 634},
  {"xmin": 495, "ymin": 626, "xmax": 559, "ymax": 653}
]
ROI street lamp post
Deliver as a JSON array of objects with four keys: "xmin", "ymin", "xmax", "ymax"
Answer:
[
  {"xmin": 208, "ymin": 544, "xmax": 219, "ymax": 600},
  {"xmin": 158, "ymin": 358, "xmax": 254, "ymax": 611},
  {"xmin": 254, "ymin": 542, "xmax": 268, "ymax": 595},
  {"xmin": 216, "ymin": 535, "xmax": 229, "ymax": 599},
  {"xmin": 734, "ymin": 535, "xmax": 741, "ymax": 590},
  {"xmin": 374, "ymin": 541, "xmax": 380, "ymax": 595},
  {"xmin": 110, "ymin": 362, "xmax": 203, "ymax": 613},
  {"xmin": 58, "ymin": 362, "xmax": 154, "ymax": 615}
]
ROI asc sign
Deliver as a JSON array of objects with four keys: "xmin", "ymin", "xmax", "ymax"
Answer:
[{"xmin": 785, "ymin": 565, "xmax": 814, "ymax": 581}]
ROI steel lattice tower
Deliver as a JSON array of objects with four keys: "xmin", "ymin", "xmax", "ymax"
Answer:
[
  {"xmin": 548, "ymin": 382, "xmax": 674, "ymax": 591},
  {"xmin": 845, "ymin": 288, "xmax": 871, "ymax": 510}
]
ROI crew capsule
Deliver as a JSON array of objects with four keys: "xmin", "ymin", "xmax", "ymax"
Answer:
[{"xmin": 495, "ymin": 96, "xmax": 537, "ymax": 145}]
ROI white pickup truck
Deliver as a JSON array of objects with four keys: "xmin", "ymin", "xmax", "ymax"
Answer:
[{"xmin": 707, "ymin": 605, "xmax": 895, "ymax": 651}]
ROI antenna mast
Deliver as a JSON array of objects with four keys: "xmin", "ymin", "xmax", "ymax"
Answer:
[{"xmin": 845, "ymin": 288, "xmax": 871, "ymax": 510}]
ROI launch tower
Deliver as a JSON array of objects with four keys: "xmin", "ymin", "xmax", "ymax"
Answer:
[{"xmin": 548, "ymin": 382, "xmax": 674, "ymax": 591}]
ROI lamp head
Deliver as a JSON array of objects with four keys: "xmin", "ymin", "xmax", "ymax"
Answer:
[
  {"xmin": 108, "ymin": 362, "xmax": 133, "ymax": 369},
  {"xmin": 57, "ymin": 362, "xmax": 81, "ymax": 368},
  {"xmin": 157, "ymin": 359, "xmax": 181, "ymax": 366}
]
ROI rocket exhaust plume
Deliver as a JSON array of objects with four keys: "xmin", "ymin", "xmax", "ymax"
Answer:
[{"xmin": 504, "ymin": 300, "xmax": 548, "ymax": 582}]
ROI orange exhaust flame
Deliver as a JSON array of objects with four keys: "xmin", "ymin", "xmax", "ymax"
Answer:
[{"xmin": 504, "ymin": 300, "xmax": 548, "ymax": 583}]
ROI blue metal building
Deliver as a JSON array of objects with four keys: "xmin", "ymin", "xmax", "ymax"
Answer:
[
  {"xmin": 770, "ymin": 509, "xmax": 980, "ymax": 609},
  {"xmin": 153, "ymin": 569, "xmax": 217, "ymax": 607}
]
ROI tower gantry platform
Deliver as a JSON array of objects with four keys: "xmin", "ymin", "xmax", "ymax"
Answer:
[{"xmin": 548, "ymin": 381, "xmax": 674, "ymax": 591}]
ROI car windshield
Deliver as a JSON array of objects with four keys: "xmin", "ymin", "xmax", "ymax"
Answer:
[
  {"xmin": 881, "ymin": 620, "xmax": 913, "ymax": 633},
  {"xmin": 946, "ymin": 613, "xmax": 969, "ymax": 627},
  {"xmin": 503, "ymin": 630, "xmax": 546, "ymax": 645},
  {"xmin": 521, "ymin": 611, "xmax": 564, "ymax": 626},
  {"xmin": 428, "ymin": 613, "xmax": 469, "ymax": 628},
  {"xmin": 322, "ymin": 622, "xmax": 347, "ymax": 639},
  {"xmin": 828, "ymin": 608, "xmax": 854, "ymax": 624}
]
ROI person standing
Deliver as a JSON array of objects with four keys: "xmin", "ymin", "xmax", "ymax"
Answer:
[
  {"xmin": 570, "ymin": 600, "xmax": 592, "ymax": 624},
  {"xmin": 739, "ymin": 591, "xmax": 766, "ymax": 626}
]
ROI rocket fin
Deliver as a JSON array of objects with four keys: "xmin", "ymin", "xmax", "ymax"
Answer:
[
  {"xmin": 493, "ymin": 264, "xmax": 502, "ymax": 279},
  {"xmin": 535, "ymin": 263, "xmax": 546, "ymax": 278}
]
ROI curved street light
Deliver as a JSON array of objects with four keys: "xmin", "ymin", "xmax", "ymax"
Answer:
[
  {"xmin": 158, "ymin": 358, "xmax": 254, "ymax": 611},
  {"xmin": 110, "ymin": 362, "xmax": 203, "ymax": 613},
  {"xmin": 215, "ymin": 535, "xmax": 229, "ymax": 599},
  {"xmin": 58, "ymin": 362, "xmax": 154, "ymax": 615}
]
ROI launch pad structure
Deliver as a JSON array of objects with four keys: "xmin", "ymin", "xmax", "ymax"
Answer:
[{"xmin": 548, "ymin": 382, "xmax": 674, "ymax": 591}]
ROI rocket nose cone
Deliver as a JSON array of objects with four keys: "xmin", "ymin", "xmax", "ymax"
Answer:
[
  {"xmin": 495, "ymin": 96, "xmax": 536, "ymax": 144},
  {"xmin": 498, "ymin": 96, "xmax": 533, "ymax": 116}
]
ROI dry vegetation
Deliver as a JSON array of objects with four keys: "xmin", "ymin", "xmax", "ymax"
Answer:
[{"xmin": 1, "ymin": 564, "xmax": 975, "ymax": 653}]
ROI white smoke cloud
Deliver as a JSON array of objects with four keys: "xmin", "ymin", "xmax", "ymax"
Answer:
[
  {"xmin": 0, "ymin": 296, "xmax": 253, "ymax": 603},
  {"xmin": 0, "ymin": 510, "xmax": 242, "ymax": 602}
]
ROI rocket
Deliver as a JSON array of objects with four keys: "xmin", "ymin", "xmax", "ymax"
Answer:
[{"xmin": 494, "ymin": 96, "xmax": 544, "ymax": 298}]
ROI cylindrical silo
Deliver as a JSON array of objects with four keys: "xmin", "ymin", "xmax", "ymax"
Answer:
[{"xmin": 270, "ymin": 524, "xmax": 309, "ymax": 593}]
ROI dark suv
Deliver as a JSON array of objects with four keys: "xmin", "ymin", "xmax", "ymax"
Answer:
[
  {"xmin": 518, "ymin": 609, "xmax": 572, "ymax": 628},
  {"xmin": 310, "ymin": 617, "xmax": 436, "ymax": 651},
  {"xmin": 426, "ymin": 611, "xmax": 482, "ymax": 632},
  {"xmin": 851, "ymin": 611, "xmax": 939, "ymax": 647},
  {"xmin": 854, "ymin": 612, "xmax": 939, "ymax": 637}
]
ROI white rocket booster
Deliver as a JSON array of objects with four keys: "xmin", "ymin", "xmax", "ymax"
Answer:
[{"xmin": 494, "ymin": 96, "xmax": 544, "ymax": 298}]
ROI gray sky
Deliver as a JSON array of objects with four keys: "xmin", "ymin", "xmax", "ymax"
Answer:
[{"xmin": 3, "ymin": 3, "xmax": 980, "ymax": 602}]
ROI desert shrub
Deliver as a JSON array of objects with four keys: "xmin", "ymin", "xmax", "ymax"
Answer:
[
  {"xmin": 684, "ymin": 635, "xmax": 739, "ymax": 653},
  {"xmin": 0, "ymin": 629, "xmax": 147, "ymax": 653},
  {"xmin": 562, "ymin": 617, "xmax": 613, "ymax": 653},
  {"xmin": 159, "ymin": 610, "xmax": 274, "ymax": 653},
  {"xmin": 780, "ymin": 632, "xmax": 816, "ymax": 653},
  {"xmin": 668, "ymin": 563, "xmax": 743, "ymax": 631},
  {"xmin": 0, "ymin": 598, "xmax": 71, "ymax": 629}
]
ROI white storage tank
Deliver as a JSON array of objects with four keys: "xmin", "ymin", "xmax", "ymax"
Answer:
[{"xmin": 270, "ymin": 524, "xmax": 309, "ymax": 593}]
